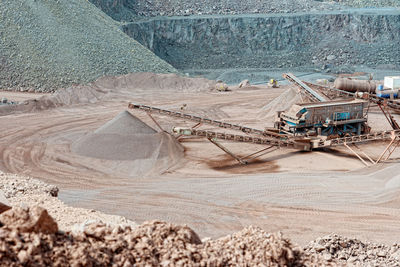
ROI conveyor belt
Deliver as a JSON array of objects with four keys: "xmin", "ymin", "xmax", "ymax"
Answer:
[
  {"xmin": 314, "ymin": 130, "xmax": 400, "ymax": 148},
  {"xmin": 128, "ymin": 102, "xmax": 284, "ymax": 138},
  {"xmin": 304, "ymin": 81, "xmax": 400, "ymax": 110},
  {"xmin": 282, "ymin": 73, "xmax": 327, "ymax": 102},
  {"xmin": 128, "ymin": 103, "xmax": 399, "ymax": 152},
  {"xmin": 173, "ymin": 128, "xmax": 294, "ymax": 147}
]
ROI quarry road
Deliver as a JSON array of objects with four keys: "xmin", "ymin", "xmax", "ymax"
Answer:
[{"xmin": 1, "ymin": 74, "xmax": 400, "ymax": 245}]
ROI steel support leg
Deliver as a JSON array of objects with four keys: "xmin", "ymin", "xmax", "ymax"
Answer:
[
  {"xmin": 240, "ymin": 146, "xmax": 276, "ymax": 161},
  {"xmin": 207, "ymin": 137, "xmax": 247, "ymax": 165},
  {"xmin": 344, "ymin": 143, "xmax": 370, "ymax": 167},
  {"xmin": 146, "ymin": 112, "xmax": 165, "ymax": 132},
  {"xmin": 352, "ymin": 144, "xmax": 375, "ymax": 164},
  {"xmin": 376, "ymin": 132, "xmax": 397, "ymax": 163}
]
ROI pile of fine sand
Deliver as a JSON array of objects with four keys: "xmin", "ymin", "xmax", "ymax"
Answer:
[
  {"xmin": 94, "ymin": 72, "xmax": 216, "ymax": 93},
  {"xmin": 71, "ymin": 111, "xmax": 183, "ymax": 176},
  {"xmin": 0, "ymin": 73, "xmax": 216, "ymax": 117}
]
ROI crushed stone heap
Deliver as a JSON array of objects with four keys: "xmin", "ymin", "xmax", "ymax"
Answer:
[
  {"xmin": 72, "ymin": 111, "xmax": 184, "ymax": 176},
  {"xmin": 258, "ymin": 87, "xmax": 302, "ymax": 124},
  {"xmin": 0, "ymin": 0, "xmax": 177, "ymax": 92},
  {"xmin": 0, "ymin": 206, "xmax": 335, "ymax": 266},
  {"xmin": 305, "ymin": 234, "xmax": 400, "ymax": 266}
]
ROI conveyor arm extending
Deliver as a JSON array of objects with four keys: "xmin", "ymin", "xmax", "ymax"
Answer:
[
  {"xmin": 128, "ymin": 102, "xmax": 286, "ymax": 138},
  {"xmin": 172, "ymin": 127, "xmax": 293, "ymax": 147},
  {"xmin": 304, "ymin": 81, "xmax": 400, "ymax": 110},
  {"xmin": 283, "ymin": 73, "xmax": 327, "ymax": 102}
]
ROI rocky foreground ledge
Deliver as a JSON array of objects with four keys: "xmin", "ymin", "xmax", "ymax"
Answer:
[{"xmin": 1, "ymin": 173, "xmax": 400, "ymax": 266}]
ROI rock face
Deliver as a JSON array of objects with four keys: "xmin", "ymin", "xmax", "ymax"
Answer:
[
  {"xmin": 0, "ymin": 206, "xmax": 58, "ymax": 234},
  {"xmin": 88, "ymin": 0, "xmax": 138, "ymax": 21},
  {"xmin": 123, "ymin": 11, "xmax": 400, "ymax": 70}
]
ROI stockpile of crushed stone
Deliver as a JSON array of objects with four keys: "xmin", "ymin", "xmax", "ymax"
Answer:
[
  {"xmin": 257, "ymin": 87, "xmax": 302, "ymax": 125},
  {"xmin": 0, "ymin": 172, "xmax": 137, "ymax": 231},
  {"xmin": 72, "ymin": 111, "xmax": 184, "ymax": 176},
  {"xmin": 305, "ymin": 234, "xmax": 400, "ymax": 266},
  {"xmin": 0, "ymin": 206, "xmax": 334, "ymax": 266},
  {"xmin": 0, "ymin": 0, "xmax": 177, "ymax": 92}
]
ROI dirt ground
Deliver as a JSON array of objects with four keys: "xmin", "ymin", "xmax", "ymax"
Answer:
[{"xmin": 1, "ymin": 74, "xmax": 400, "ymax": 246}]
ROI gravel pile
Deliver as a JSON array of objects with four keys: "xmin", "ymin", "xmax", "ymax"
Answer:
[
  {"xmin": 90, "ymin": 0, "xmax": 400, "ymax": 21},
  {"xmin": 0, "ymin": 0, "xmax": 177, "ymax": 92},
  {"xmin": 0, "ymin": 173, "xmax": 59, "ymax": 199},
  {"xmin": 336, "ymin": 0, "xmax": 400, "ymax": 8},
  {"xmin": 0, "ymin": 207, "xmax": 335, "ymax": 266},
  {"xmin": 1, "ymin": 174, "xmax": 400, "ymax": 266},
  {"xmin": 0, "ymin": 173, "xmax": 137, "ymax": 231},
  {"xmin": 305, "ymin": 234, "xmax": 400, "ymax": 266},
  {"xmin": 71, "ymin": 111, "xmax": 184, "ymax": 176}
]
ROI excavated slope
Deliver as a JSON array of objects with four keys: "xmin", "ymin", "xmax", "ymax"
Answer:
[
  {"xmin": 124, "ymin": 10, "xmax": 400, "ymax": 71},
  {"xmin": 0, "ymin": 0, "xmax": 177, "ymax": 92}
]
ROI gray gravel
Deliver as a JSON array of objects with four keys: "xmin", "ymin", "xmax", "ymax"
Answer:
[
  {"xmin": 0, "ymin": 172, "xmax": 59, "ymax": 199},
  {"xmin": 90, "ymin": 0, "xmax": 345, "ymax": 21},
  {"xmin": 89, "ymin": 0, "xmax": 400, "ymax": 22},
  {"xmin": 0, "ymin": 0, "xmax": 177, "ymax": 92},
  {"xmin": 306, "ymin": 234, "xmax": 400, "ymax": 266}
]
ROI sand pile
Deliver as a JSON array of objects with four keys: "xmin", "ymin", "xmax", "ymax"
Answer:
[
  {"xmin": 258, "ymin": 87, "xmax": 302, "ymax": 124},
  {"xmin": 0, "ymin": 207, "xmax": 334, "ymax": 266},
  {"xmin": 72, "ymin": 111, "xmax": 184, "ymax": 176},
  {"xmin": 0, "ymin": 72, "xmax": 215, "ymax": 117},
  {"xmin": 0, "ymin": 84, "xmax": 108, "ymax": 116},
  {"xmin": 94, "ymin": 72, "xmax": 216, "ymax": 93}
]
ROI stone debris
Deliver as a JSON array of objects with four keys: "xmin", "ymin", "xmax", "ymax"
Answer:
[
  {"xmin": 0, "ymin": 173, "xmax": 136, "ymax": 232},
  {"xmin": 0, "ymin": 190, "xmax": 11, "ymax": 214},
  {"xmin": 0, "ymin": 209, "xmax": 335, "ymax": 266},
  {"xmin": 0, "ymin": 206, "xmax": 58, "ymax": 234},
  {"xmin": 305, "ymin": 234, "xmax": 400, "ymax": 266},
  {"xmin": 0, "ymin": 173, "xmax": 59, "ymax": 199},
  {"xmin": 0, "ymin": 175, "xmax": 399, "ymax": 266},
  {"xmin": 90, "ymin": 0, "xmax": 345, "ymax": 21}
]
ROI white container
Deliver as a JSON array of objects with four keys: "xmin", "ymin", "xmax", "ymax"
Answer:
[{"xmin": 384, "ymin": 76, "xmax": 400, "ymax": 89}]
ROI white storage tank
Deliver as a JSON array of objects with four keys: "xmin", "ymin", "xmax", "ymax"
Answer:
[{"xmin": 384, "ymin": 76, "xmax": 400, "ymax": 89}]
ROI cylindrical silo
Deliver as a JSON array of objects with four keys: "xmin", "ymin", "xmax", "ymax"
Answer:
[{"xmin": 334, "ymin": 78, "xmax": 377, "ymax": 93}]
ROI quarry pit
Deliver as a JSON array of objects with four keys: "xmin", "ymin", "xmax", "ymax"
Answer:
[{"xmin": 2, "ymin": 0, "xmax": 400, "ymax": 265}]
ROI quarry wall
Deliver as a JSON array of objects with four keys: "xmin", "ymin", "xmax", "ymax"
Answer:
[{"xmin": 123, "ymin": 11, "xmax": 400, "ymax": 70}]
